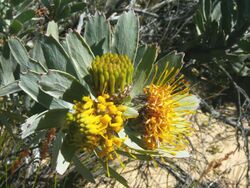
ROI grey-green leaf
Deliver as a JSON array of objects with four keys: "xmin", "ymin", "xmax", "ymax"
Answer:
[
  {"xmin": 174, "ymin": 95, "xmax": 200, "ymax": 112},
  {"xmin": 29, "ymin": 58, "xmax": 47, "ymax": 73},
  {"xmin": 72, "ymin": 156, "xmax": 95, "ymax": 183},
  {"xmin": 203, "ymin": 0, "xmax": 211, "ymax": 21},
  {"xmin": 41, "ymin": 35, "xmax": 77, "ymax": 77},
  {"xmin": 84, "ymin": 12, "xmax": 111, "ymax": 55},
  {"xmin": 134, "ymin": 45, "xmax": 147, "ymax": 68},
  {"xmin": 134, "ymin": 44, "xmax": 158, "ymax": 81},
  {"xmin": 52, "ymin": 131, "xmax": 64, "ymax": 169},
  {"xmin": 211, "ymin": 1, "xmax": 222, "ymax": 22},
  {"xmin": 0, "ymin": 55, "xmax": 15, "ymax": 85},
  {"xmin": 8, "ymin": 38, "xmax": 46, "ymax": 72},
  {"xmin": 108, "ymin": 166, "xmax": 129, "ymax": 187},
  {"xmin": 65, "ymin": 32, "xmax": 94, "ymax": 81},
  {"xmin": 61, "ymin": 134, "xmax": 78, "ymax": 161},
  {"xmin": 130, "ymin": 75, "xmax": 145, "ymax": 98},
  {"xmin": 131, "ymin": 45, "xmax": 158, "ymax": 97},
  {"xmin": 46, "ymin": 21, "xmax": 59, "ymax": 41},
  {"xmin": 39, "ymin": 70, "xmax": 89, "ymax": 103},
  {"xmin": 8, "ymin": 38, "xmax": 29, "ymax": 71},
  {"xmin": 55, "ymin": 148, "xmax": 70, "ymax": 175},
  {"xmin": 194, "ymin": 10, "xmax": 205, "ymax": 34},
  {"xmin": 30, "ymin": 38, "xmax": 47, "ymax": 69},
  {"xmin": 21, "ymin": 109, "xmax": 68, "ymax": 138},
  {"xmin": 19, "ymin": 71, "xmax": 72, "ymax": 109},
  {"xmin": 0, "ymin": 81, "xmax": 21, "ymax": 96},
  {"xmin": 112, "ymin": 11, "xmax": 139, "ymax": 62},
  {"xmin": 154, "ymin": 51, "xmax": 184, "ymax": 84}
]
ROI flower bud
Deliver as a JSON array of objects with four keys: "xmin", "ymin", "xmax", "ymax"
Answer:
[{"xmin": 90, "ymin": 53, "xmax": 133, "ymax": 94}]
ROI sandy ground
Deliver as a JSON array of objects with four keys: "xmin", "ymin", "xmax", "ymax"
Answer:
[{"xmin": 86, "ymin": 109, "xmax": 248, "ymax": 187}]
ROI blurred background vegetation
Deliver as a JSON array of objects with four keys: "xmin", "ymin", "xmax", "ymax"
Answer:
[{"xmin": 0, "ymin": 0, "xmax": 250, "ymax": 187}]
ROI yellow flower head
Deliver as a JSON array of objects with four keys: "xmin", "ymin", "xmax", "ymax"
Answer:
[
  {"xmin": 142, "ymin": 69, "xmax": 196, "ymax": 154},
  {"xmin": 65, "ymin": 94, "xmax": 128, "ymax": 159}
]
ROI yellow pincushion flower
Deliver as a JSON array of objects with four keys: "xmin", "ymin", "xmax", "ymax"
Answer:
[
  {"xmin": 141, "ymin": 67, "xmax": 198, "ymax": 154},
  {"xmin": 65, "ymin": 94, "xmax": 129, "ymax": 159}
]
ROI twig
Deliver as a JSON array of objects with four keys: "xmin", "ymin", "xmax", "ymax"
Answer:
[
  {"xmin": 76, "ymin": 13, "xmax": 87, "ymax": 33},
  {"xmin": 117, "ymin": 8, "xmax": 158, "ymax": 18},
  {"xmin": 155, "ymin": 158, "xmax": 209, "ymax": 187},
  {"xmin": 149, "ymin": 0, "xmax": 175, "ymax": 12},
  {"xmin": 199, "ymin": 97, "xmax": 250, "ymax": 135},
  {"xmin": 132, "ymin": 8, "xmax": 159, "ymax": 17},
  {"xmin": 217, "ymin": 64, "xmax": 250, "ymax": 187}
]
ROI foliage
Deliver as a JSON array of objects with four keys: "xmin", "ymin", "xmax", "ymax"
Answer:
[
  {"xmin": 193, "ymin": 0, "xmax": 250, "ymax": 49},
  {"xmin": 40, "ymin": 0, "xmax": 86, "ymax": 22},
  {"xmin": 0, "ymin": 0, "xmax": 36, "ymax": 39},
  {"xmin": 186, "ymin": 0, "xmax": 250, "ymax": 78},
  {"xmin": 0, "ymin": 0, "xmax": 87, "ymax": 51}
]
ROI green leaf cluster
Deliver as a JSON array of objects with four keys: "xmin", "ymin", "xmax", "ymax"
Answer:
[
  {"xmin": 188, "ymin": 0, "xmax": 250, "ymax": 77},
  {"xmin": 41, "ymin": 0, "xmax": 86, "ymax": 21},
  {"xmin": 0, "ymin": 0, "xmax": 36, "ymax": 37}
]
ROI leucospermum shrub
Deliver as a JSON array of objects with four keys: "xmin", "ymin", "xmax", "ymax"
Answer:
[{"xmin": 2, "ymin": 11, "xmax": 199, "ymax": 185}]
